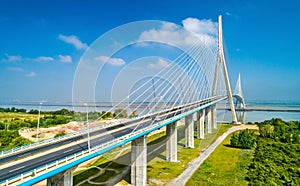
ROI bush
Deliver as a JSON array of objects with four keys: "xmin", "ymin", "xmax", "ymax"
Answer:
[
  {"xmin": 54, "ymin": 131, "xmax": 67, "ymax": 138},
  {"xmin": 230, "ymin": 129, "xmax": 257, "ymax": 149},
  {"xmin": 246, "ymin": 119, "xmax": 300, "ymax": 185},
  {"xmin": 0, "ymin": 131, "xmax": 30, "ymax": 150},
  {"xmin": 114, "ymin": 108, "xmax": 128, "ymax": 118}
]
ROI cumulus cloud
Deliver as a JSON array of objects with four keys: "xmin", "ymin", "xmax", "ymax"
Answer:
[
  {"xmin": 182, "ymin": 18, "xmax": 217, "ymax": 37},
  {"xmin": 148, "ymin": 58, "xmax": 170, "ymax": 69},
  {"xmin": 95, "ymin": 56, "xmax": 126, "ymax": 66},
  {"xmin": 139, "ymin": 18, "xmax": 218, "ymax": 49},
  {"xmin": 58, "ymin": 55, "xmax": 72, "ymax": 63},
  {"xmin": 7, "ymin": 67, "xmax": 24, "ymax": 72},
  {"xmin": 2, "ymin": 54, "xmax": 22, "ymax": 62},
  {"xmin": 59, "ymin": 34, "xmax": 88, "ymax": 50},
  {"xmin": 33, "ymin": 56, "xmax": 54, "ymax": 62},
  {"xmin": 26, "ymin": 72, "xmax": 36, "ymax": 77}
]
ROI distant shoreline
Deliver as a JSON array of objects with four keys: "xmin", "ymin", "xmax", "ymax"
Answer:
[
  {"xmin": 219, "ymin": 108, "xmax": 300, "ymax": 112},
  {"xmin": 2, "ymin": 103, "xmax": 300, "ymax": 113}
]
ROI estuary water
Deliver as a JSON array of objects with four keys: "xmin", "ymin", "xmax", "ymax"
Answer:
[
  {"xmin": 1, "ymin": 100, "xmax": 300, "ymax": 123},
  {"xmin": 219, "ymin": 101, "xmax": 300, "ymax": 123}
]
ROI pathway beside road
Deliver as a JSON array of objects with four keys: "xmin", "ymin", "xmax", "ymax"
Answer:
[{"xmin": 168, "ymin": 124, "xmax": 258, "ymax": 186}]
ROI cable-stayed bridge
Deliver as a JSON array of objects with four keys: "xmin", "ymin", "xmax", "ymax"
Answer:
[{"xmin": 0, "ymin": 15, "xmax": 245, "ymax": 186}]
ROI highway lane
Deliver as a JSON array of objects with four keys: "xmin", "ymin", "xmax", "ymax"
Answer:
[
  {"xmin": 0, "ymin": 96, "xmax": 224, "ymax": 182},
  {"xmin": 0, "ymin": 110, "xmax": 181, "ymax": 181},
  {"xmin": 0, "ymin": 118, "xmax": 154, "ymax": 181},
  {"xmin": 1, "ymin": 96, "xmax": 217, "ymax": 164},
  {"xmin": 0, "ymin": 116, "xmax": 152, "ymax": 165}
]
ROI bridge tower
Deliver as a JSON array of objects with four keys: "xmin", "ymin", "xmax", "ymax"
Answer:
[
  {"xmin": 212, "ymin": 15, "xmax": 238, "ymax": 123},
  {"xmin": 233, "ymin": 73, "xmax": 246, "ymax": 109}
]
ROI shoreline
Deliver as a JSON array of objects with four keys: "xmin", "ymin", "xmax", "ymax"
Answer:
[{"xmin": 219, "ymin": 108, "xmax": 300, "ymax": 112}]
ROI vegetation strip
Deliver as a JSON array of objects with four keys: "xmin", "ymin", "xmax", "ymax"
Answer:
[
  {"xmin": 186, "ymin": 131, "xmax": 254, "ymax": 185},
  {"xmin": 169, "ymin": 125, "xmax": 257, "ymax": 185}
]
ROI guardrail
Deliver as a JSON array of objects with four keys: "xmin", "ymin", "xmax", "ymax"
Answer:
[
  {"xmin": 1, "ymin": 96, "xmax": 227, "ymax": 185},
  {"xmin": 1, "ymin": 117, "xmax": 172, "ymax": 185},
  {"xmin": 0, "ymin": 118, "xmax": 132, "ymax": 158}
]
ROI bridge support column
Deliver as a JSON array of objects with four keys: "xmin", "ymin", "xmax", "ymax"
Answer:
[
  {"xmin": 166, "ymin": 121, "xmax": 177, "ymax": 162},
  {"xmin": 131, "ymin": 135, "xmax": 147, "ymax": 186},
  {"xmin": 211, "ymin": 105, "xmax": 217, "ymax": 129},
  {"xmin": 205, "ymin": 107, "xmax": 212, "ymax": 133},
  {"xmin": 185, "ymin": 115, "xmax": 194, "ymax": 148},
  {"xmin": 46, "ymin": 166, "xmax": 76, "ymax": 186},
  {"xmin": 196, "ymin": 110, "xmax": 205, "ymax": 139}
]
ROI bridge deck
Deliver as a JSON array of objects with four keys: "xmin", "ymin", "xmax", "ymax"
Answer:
[{"xmin": 0, "ymin": 96, "xmax": 227, "ymax": 185}]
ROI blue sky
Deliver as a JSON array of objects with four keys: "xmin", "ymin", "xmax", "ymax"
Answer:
[{"xmin": 0, "ymin": 0, "xmax": 300, "ymax": 103}]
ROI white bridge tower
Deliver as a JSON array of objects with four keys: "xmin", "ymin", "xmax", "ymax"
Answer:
[{"xmin": 212, "ymin": 15, "xmax": 238, "ymax": 123}]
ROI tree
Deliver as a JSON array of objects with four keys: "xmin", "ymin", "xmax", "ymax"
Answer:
[
  {"xmin": 258, "ymin": 124, "xmax": 274, "ymax": 138},
  {"xmin": 8, "ymin": 137, "xmax": 31, "ymax": 148},
  {"xmin": 28, "ymin": 109, "xmax": 39, "ymax": 114},
  {"xmin": 129, "ymin": 110, "xmax": 138, "ymax": 118},
  {"xmin": 114, "ymin": 108, "xmax": 128, "ymax": 118},
  {"xmin": 230, "ymin": 129, "xmax": 257, "ymax": 149}
]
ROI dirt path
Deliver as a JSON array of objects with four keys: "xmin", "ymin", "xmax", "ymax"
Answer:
[{"xmin": 168, "ymin": 124, "xmax": 258, "ymax": 186}]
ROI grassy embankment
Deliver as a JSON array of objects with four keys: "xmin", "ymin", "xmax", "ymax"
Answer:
[
  {"xmin": 73, "ymin": 124, "xmax": 233, "ymax": 185},
  {"xmin": 0, "ymin": 112, "xmax": 38, "ymax": 122},
  {"xmin": 186, "ymin": 133, "xmax": 255, "ymax": 186},
  {"xmin": 0, "ymin": 112, "xmax": 38, "ymax": 150}
]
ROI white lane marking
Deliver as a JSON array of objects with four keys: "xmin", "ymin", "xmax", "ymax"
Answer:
[
  {"xmin": 9, "ymin": 166, "xmax": 25, "ymax": 172},
  {"xmin": 18, "ymin": 152, "xmax": 31, "ymax": 158},
  {"xmin": 64, "ymin": 149, "xmax": 73, "ymax": 153}
]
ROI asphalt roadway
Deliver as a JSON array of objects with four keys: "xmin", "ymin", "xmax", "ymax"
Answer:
[{"xmin": 0, "ymin": 96, "xmax": 223, "ymax": 183}]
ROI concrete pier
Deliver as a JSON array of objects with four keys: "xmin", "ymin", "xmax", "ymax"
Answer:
[
  {"xmin": 196, "ymin": 110, "xmax": 205, "ymax": 139},
  {"xmin": 131, "ymin": 135, "xmax": 147, "ymax": 186},
  {"xmin": 211, "ymin": 105, "xmax": 217, "ymax": 129},
  {"xmin": 166, "ymin": 121, "xmax": 178, "ymax": 162},
  {"xmin": 205, "ymin": 107, "xmax": 212, "ymax": 133},
  {"xmin": 185, "ymin": 115, "xmax": 194, "ymax": 148},
  {"xmin": 46, "ymin": 166, "xmax": 76, "ymax": 186}
]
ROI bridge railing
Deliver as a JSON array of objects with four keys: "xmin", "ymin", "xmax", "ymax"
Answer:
[
  {"xmin": 1, "ymin": 96, "xmax": 228, "ymax": 185},
  {"xmin": 0, "ymin": 117, "xmax": 132, "ymax": 157},
  {"xmin": 0, "ymin": 96, "xmax": 226, "ymax": 157},
  {"xmin": 2, "ymin": 118, "xmax": 168, "ymax": 185}
]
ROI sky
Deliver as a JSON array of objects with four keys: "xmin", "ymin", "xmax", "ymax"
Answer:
[{"xmin": 0, "ymin": 0, "xmax": 300, "ymax": 103}]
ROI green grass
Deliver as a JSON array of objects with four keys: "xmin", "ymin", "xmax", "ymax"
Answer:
[
  {"xmin": 73, "ymin": 167, "xmax": 100, "ymax": 184},
  {"xmin": 147, "ymin": 124, "xmax": 232, "ymax": 185},
  {"xmin": 0, "ymin": 112, "xmax": 38, "ymax": 121},
  {"xmin": 186, "ymin": 133, "xmax": 255, "ymax": 186},
  {"xmin": 90, "ymin": 169, "xmax": 117, "ymax": 182}
]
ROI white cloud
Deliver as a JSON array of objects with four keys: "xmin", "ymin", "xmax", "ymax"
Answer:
[
  {"xmin": 2, "ymin": 54, "xmax": 22, "ymax": 62},
  {"xmin": 7, "ymin": 67, "xmax": 24, "ymax": 72},
  {"xmin": 182, "ymin": 18, "xmax": 218, "ymax": 37},
  {"xmin": 95, "ymin": 56, "xmax": 126, "ymax": 66},
  {"xmin": 58, "ymin": 55, "xmax": 72, "ymax": 63},
  {"xmin": 33, "ymin": 56, "xmax": 54, "ymax": 62},
  {"xmin": 26, "ymin": 72, "xmax": 36, "ymax": 77},
  {"xmin": 139, "ymin": 18, "xmax": 218, "ymax": 49},
  {"xmin": 59, "ymin": 34, "xmax": 88, "ymax": 50},
  {"xmin": 236, "ymin": 48, "xmax": 241, "ymax": 52},
  {"xmin": 148, "ymin": 58, "xmax": 170, "ymax": 69}
]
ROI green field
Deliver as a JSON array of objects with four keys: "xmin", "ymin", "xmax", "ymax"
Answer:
[
  {"xmin": 0, "ymin": 112, "xmax": 38, "ymax": 122},
  {"xmin": 186, "ymin": 133, "xmax": 254, "ymax": 186},
  {"xmin": 147, "ymin": 124, "xmax": 232, "ymax": 185}
]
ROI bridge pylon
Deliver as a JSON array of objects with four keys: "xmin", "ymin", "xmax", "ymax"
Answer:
[
  {"xmin": 212, "ymin": 15, "xmax": 238, "ymax": 123},
  {"xmin": 233, "ymin": 73, "xmax": 246, "ymax": 109}
]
